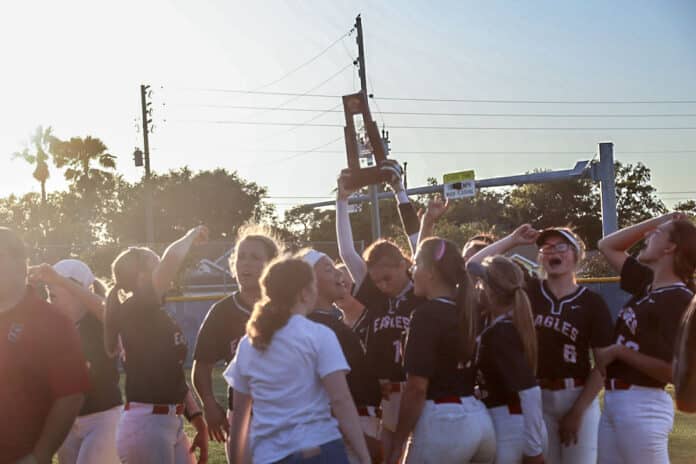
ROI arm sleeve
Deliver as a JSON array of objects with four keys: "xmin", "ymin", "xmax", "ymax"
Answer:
[
  {"xmin": 193, "ymin": 302, "xmax": 227, "ymax": 363},
  {"xmin": 620, "ymin": 256, "xmax": 654, "ymax": 297},
  {"xmin": 46, "ymin": 315, "xmax": 90, "ymax": 400},
  {"xmin": 403, "ymin": 309, "xmax": 437, "ymax": 378},
  {"xmin": 336, "ymin": 198, "xmax": 368, "ymax": 288},
  {"xmin": 519, "ymin": 386, "xmax": 546, "ymax": 457},
  {"xmin": 224, "ymin": 339, "xmax": 250, "ymax": 394},
  {"xmin": 396, "ymin": 199, "xmax": 420, "ymax": 255},
  {"xmin": 316, "ymin": 325, "xmax": 351, "ymax": 379}
]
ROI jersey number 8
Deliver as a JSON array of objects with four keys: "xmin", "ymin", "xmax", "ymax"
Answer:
[{"xmin": 564, "ymin": 344, "xmax": 577, "ymax": 364}]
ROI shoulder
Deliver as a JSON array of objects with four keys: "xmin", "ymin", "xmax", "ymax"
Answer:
[
  {"xmin": 482, "ymin": 318, "xmax": 519, "ymax": 344},
  {"xmin": 578, "ymin": 286, "xmax": 609, "ymax": 307},
  {"xmin": 652, "ymin": 286, "xmax": 694, "ymax": 308}
]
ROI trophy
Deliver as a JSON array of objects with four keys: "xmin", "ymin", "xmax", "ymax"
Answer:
[{"xmin": 341, "ymin": 91, "xmax": 393, "ymax": 189}]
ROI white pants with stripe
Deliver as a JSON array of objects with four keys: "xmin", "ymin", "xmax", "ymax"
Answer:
[
  {"xmin": 58, "ymin": 406, "xmax": 121, "ymax": 464},
  {"xmin": 403, "ymin": 397, "xmax": 496, "ymax": 464},
  {"xmin": 542, "ymin": 387, "xmax": 600, "ymax": 464},
  {"xmin": 598, "ymin": 387, "xmax": 674, "ymax": 464},
  {"xmin": 116, "ymin": 403, "xmax": 194, "ymax": 464}
]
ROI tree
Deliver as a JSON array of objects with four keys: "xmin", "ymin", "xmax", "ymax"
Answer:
[
  {"xmin": 675, "ymin": 200, "xmax": 696, "ymax": 217},
  {"xmin": 110, "ymin": 168, "xmax": 273, "ymax": 244},
  {"xmin": 12, "ymin": 126, "xmax": 53, "ymax": 204},
  {"xmin": 49, "ymin": 135, "xmax": 117, "ymax": 194},
  {"xmin": 613, "ymin": 162, "xmax": 666, "ymax": 227}
]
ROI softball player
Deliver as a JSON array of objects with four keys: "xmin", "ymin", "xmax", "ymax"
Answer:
[
  {"xmin": 28, "ymin": 260, "xmax": 122, "ymax": 464},
  {"xmin": 104, "ymin": 226, "xmax": 209, "ymax": 464},
  {"xmin": 388, "ymin": 238, "xmax": 496, "ymax": 464},
  {"xmin": 596, "ymin": 213, "xmax": 696, "ymax": 464},
  {"xmin": 299, "ymin": 249, "xmax": 382, "ymax": 464},
  {"xmin": 336, "ymin": 164, "xmax": 423, "ymax": 456},
  {"xmin": 192, "ymin": 225, "xmax": 280, "ymax": 462},
  {"xmin": 469, "ymin": 225, "xmax": 613, "ymax": 464},
  {"xmin": 469, "ymin": 256, "xmax": 547, "ymax": 464},
  {"xmin": 224, "ymin": 257, "xmax": 370, "ymax": 464}
]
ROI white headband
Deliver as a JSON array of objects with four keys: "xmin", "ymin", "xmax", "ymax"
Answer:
[{"xmin": 302, "ymin": 249, "xmax": 329, "ymax": 268}]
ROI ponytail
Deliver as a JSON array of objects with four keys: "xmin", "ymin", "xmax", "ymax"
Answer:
[
  {"xmin": 511, "ymin": 285, "xmax": 538, "ymax": 373},
  {"xmin": 482, "ymin": 256, "xmax": 539, "ymax": 374},
  {"xmin": 456, "ymin": 265, "xmax": 477, "ymax": 361},
  {"xmin": 670, "ymin": 219, "xmax": 696, "ymax": 293},
  {"xmin": 246, "ymin": 257, "xmax": 314, "ymax": 350}
]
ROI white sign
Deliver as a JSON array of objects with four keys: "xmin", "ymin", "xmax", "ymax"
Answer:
[{"xmin": 443, "ymin": 170, "xmax": 476, "ymax": 200}]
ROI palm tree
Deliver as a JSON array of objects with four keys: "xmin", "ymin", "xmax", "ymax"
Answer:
[
  {"xmin": 12, "ymin": 126, "xmax": 53, "ymax": 204},
  {"xmin": 49, "ymin": 136, "xmax": 117, "ymax": 193}
]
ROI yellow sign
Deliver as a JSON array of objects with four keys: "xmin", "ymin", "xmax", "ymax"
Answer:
[{"xmin": 443, "ymin": 170, "xmax": 476, "ymax": 200}]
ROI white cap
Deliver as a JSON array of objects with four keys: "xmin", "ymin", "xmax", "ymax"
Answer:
[
  {"xmin": 53, "ymin": 259, "xmax": 95, "ymax": 289},
  {"xmin": 300, "ymin": 249, "xmax": 329, "ymax": 268}
]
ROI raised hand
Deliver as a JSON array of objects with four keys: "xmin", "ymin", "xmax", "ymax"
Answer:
[
  {"xmin": 510, "ymin": 224, "xmax": 540, "ymax": 246},
  {"xmin": 337, "ymin": 169, "xmax": 359, "ymax": 200},
  {"xmin": 424, "ymin": 195, "xmax": 449, "ymax": 223}
]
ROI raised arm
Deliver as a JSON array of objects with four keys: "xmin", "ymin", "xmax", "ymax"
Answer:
[
  {"xmin": 382, "ymin": 160, "xmax": 419, "ymax": 255},
  {"xmin": 467, "ymin": 224, "xmax": 540, "ymax": 265},
  {"xmin": 336, "ymin": 171, "xmax": 368, "ymax": 287},
  {"xmin": 417, "ymin": 196, "xmax": 449, "ymax": 246},
  {"xmin": 598, "ymin": 213, "xmax": 684, "ymax": 273},
  {"xmin": 152, "ymin": 225, "xmax": 208, "ymax": 297},
  {"xmin": 28, "ymin": 264, "xmax": 105, "ymax": 321}
]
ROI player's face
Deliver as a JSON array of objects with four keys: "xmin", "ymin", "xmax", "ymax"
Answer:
[
  {"xmin": 234, "ymin": 239, "xmax": 270, "ymax": 291},
  {"xmin": 47, "ymin": 283, "xmax": 83, "ymax": 321},
  {"xmin": 334, "ymin": 267, "xmax": 354, "ymax": 306},
  {"xmin": 638, "ymin": 222, "xmax": 675, "ymax": 265},
  {"xmin": 314, "ymin": 257, "xmax": 347, "ymax": 303},
  {"xmin": 538, "ymin": 236, "xmax": 577, "ymax": 277},
  {"xmin": 411, "ymin": 252, "xmax": 432, "ymax": 298},
  {"xmin": 368, "ymin": 259, "xmax": 410, "ymax": 298}
]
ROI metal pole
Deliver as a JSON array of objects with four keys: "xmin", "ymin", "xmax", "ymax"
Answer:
[
  {"xmin": 355, "ymin": 14, "xmax": 381, "ymax": 240},
  {"xmin": 598, "ymin": 142, "xmax": 618, "ymax": 236},
  {"xmin": 140, "ymin": 84, "xmax": 155, "ymax": 244}
]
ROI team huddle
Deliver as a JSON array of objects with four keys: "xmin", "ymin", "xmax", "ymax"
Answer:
[{"xmin": 1, "ymin": 164, "xmax": 696, "ymax": 464}]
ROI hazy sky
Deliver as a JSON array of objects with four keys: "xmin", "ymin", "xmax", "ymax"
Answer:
[{"xmin": 2, "ymin": 0, "xmax": 695, "ymax": 216}]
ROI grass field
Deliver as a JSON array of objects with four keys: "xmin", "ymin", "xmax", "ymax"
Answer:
[{"xmin": 55, "ymin": 369, "xmax": 696, "ymax": 463}]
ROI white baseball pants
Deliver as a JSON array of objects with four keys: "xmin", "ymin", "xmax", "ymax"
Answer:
[
  {"xmin": 116, "ymin": 403, "xmax": 194, "ymax": 464},
  {"xmin": 542, "ymin": 387, "xmax": 601, "ymax": 464},
  {"xmin": 598, "ymin": 386, "xmax": 674, "ymax": 464},
  {"xmin": 489, "ymin": 405, "xmax": 548, "ymax": 464},
  {"xmin": 58, "ymin": 406, "xmax": 121, "ymax": 464},
  {"xmin": 403, "ymin": 397, "xmax": 496, "ymax": 464}
]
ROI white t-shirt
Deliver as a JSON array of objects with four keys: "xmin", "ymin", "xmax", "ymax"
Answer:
[{"xmin": 224, "ymin": 314, "xmax": 350, "ymax": 464}]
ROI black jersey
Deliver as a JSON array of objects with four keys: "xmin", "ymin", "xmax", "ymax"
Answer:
[
  {"xmin": 355, "ymin": 274, "xmax": 425, "ymax": 382},
  {"xmin": 476, "ymin": 314, "xmax": 538, "ymax": 409},
  {"xmin": 115, "ymin": 282, "xmax": 188, "ymax": 404},
  {"xmin": 350, "ymin": 306, "xmax": 372, "ymax": 347},
  {"xmin": 607, "ymin": 256, "xmax": 694, "ymax": 389},
  {"xmin": 193, "ymin": 292, "xmax": 251, "ymax": 410},
  {"xmin": 76, "ymin": 313, "xmax": 122, "ymax": 416},
  {"xmin": 525, "ymin": 276, "xmax": 613, "ymax": 380},
  {"xmin": 404, "ymin": 298, "xmax": 476, "ymax": 399},
  {"xmin": 308, "ymin": 309, "xmax": 381, "ymax": 407}
]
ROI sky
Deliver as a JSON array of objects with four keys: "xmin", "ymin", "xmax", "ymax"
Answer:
[{"xmin": 1, "ymin": 0, "xmax": 695, "ymax": 217}]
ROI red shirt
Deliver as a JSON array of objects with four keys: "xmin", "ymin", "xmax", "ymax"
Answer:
[{"xmin": 0, "ymin": 288, "xmax": 90, "ymax": 462}]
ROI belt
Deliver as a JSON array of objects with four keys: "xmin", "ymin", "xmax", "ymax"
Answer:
[
  {"xmin": 124, "ymin": 402, "xmax": 184, "ymax": 415},
  {"xmin": 380, "ymin": 381, "xmax": 404, "ymax": 393},
  {"xmin": 433, "ymin": 395, "xmax": 462, "ymax": 404},
  {"xmin": 605, "ymin": 379, "xmax": 632, "ymax": 391},
  {"xmin": 539, "ymin": 377, "xmax": 586, "ymax": 391}
]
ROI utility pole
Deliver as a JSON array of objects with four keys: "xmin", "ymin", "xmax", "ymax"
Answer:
[
  {"xmin": 355, "ymin": 14, "xmax": 382, "ymax": 241},
  {"xmin": 140, "ymin": 84, "xmax": 155, "ymax": 244}
]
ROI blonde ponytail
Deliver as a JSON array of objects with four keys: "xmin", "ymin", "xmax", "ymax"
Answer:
[{"xmin": 511, "ymin": 286, "xmax": 538, "ymax": 374}]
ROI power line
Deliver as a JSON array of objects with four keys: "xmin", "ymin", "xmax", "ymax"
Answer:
[
  {"xmin": 169, "ymin": 120, "xmax": 696, "ymax": 130},
  {"xmin": 252, "ymin": 29, "xmax": 353, "ymax": 91},
  {"xmin": 273, "ymin": 135, "xmax": 344, "ymax": 163},
  {"xmin": 167, "ymin": 103, "xmax": 696, "ymax": 119},
  {"xmin": 181, "ymin": 88, "xmax": 696, "ymax": 104}
]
